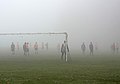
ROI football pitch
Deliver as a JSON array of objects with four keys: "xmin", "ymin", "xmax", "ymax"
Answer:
[{"xmin": 0, "ymin": 53, "xmax": 120, "ymax": 84}]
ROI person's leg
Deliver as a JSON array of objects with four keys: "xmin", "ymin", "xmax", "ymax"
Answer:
[
  {"xmin": 25, "ymin": 49, "xmax": 27, "ymax": 56},
  {"xmin": 92, "ymin": 50, "xmax": 93, "ymax": 55},
  {"xmin": 24, "ymin": 51, "xmax": 25, "ymax": 55},
  {"xmin": 90, "ymin": 50, "xmax": 91, "ymax": 55},
  {"xmin": 26, "ymin": 50, "xmax": 28, "ymax": 56},
  {"xmin": 13, "ymin": 50, "xmax": 15, "ymax": 55},
  {"xmin": 27, "ymin": 49, "xmax": 29, "ymax": 56},
  {"xmin": 24, "ymin": 49, "xmax": 26, "ymax": 56},
  {"xmin": 35, "ymin": 50, "xmax": 36, "ymax": 54},
  {"xmin": 83, "ymin": 51, "xmax": 85, "ymax": 55},
  {"xmin": 91, "ymin": 51, "xmax": 93, "ymax": 55},
  {"xmin": 11, "ymin": 51, "xmax": 13, "ymax": 55},
  {"xmin": 65, "ymin": 52, "xmax": 66, "ymax": 61},
  {"xmin": 61, "ymin": 52, "xmax": 64, "ymax": 60},
  {"xmin": 35, "ymin": 49, "xmax": 37, "ymax": 54},
  {"xmin": 28, "ymin": 49, "xmax": 30, "ymax": 56},
  {"xmin": 36, "ymin": 49, "xmax": 38, "ymax": 54}
]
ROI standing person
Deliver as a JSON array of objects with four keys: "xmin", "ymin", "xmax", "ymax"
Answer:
[
  {"xmin": 116, "ymin": 43, "xmax": 119, "ymax": 54},
  {"xmin": 45, "ymin": 42, "xmax": 48, "ymax": 50},
  {"xmin": 23, "ymin": 42, "xmax": 27, "ymax": 56},
  {"xmin": 30, "ymin": 42, "xmax": 32, "ymax": 47},
  {"xmin": 111, "ymin": 43, "xmax": 115, "ymax": 54},
  {"xmin": 81, "ymin": 42, "xmax": 86, "ymax": 55},
  {"xmin": 42, "ymin": 42, "xmax": 44, "ymax": 50},
  {"xmin": 11, "ymin": 42, "xmax": 15, "ymax": 55},
  {"xmin": 26, "ymin": 42, "xmax": 29, "ymax": 56},
  {"xmin": 61, "ymin": 41, "xmax": 69, "ymax": 61},
  {"xmin": 16, "ymin": 42, "xmax": 19, "ymax": 50},
  {"xmin": 34, "ymin": 42, "xmax": 38, "ymax": 54},
  {"xmin": 89, "ymin": 42, "xmax": 94, "ymax": 55}
]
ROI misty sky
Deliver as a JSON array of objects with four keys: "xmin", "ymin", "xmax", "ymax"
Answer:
[{"xmin": 0, "ymin": 0, "xmax": 120, "ymax": 51}]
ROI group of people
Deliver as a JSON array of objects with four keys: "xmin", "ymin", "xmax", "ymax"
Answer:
[
  {"xmin": 11, "ymin": 41, "xmax": 69, "ymax": 61},
  {"xmin": 10, "ymin": 41, "xmax": 119, "ymax": 62},
  {"xmin": 11, "ymin": 42, "xmax": 39, "ymax": 55},
  {"xmin": 81, "ymin": 42, "xmax": 94, "ymax": 55},
  {"xmin": 81, "ymin": 42, "xmax": 119, "ymax": 55}
]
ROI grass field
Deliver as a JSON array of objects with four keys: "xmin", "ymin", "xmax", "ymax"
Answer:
[{"xmin": 0, "ymin": 53, "xmax": 120, "ymax": 84}]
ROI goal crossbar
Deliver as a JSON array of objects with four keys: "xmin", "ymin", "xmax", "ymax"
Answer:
[{"xmin": 0, "ymin": 32, "xmax": 68, "ymax": 41}]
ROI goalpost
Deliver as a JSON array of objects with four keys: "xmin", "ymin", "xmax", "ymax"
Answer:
[{"xmin": 0, "ymin": 32, "xmax": 69, "ymax": 62}]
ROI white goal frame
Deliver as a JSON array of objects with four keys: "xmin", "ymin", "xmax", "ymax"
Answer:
[{"xmin": 0, "ymin": 32, "xmax": 69, "ymax": 62}]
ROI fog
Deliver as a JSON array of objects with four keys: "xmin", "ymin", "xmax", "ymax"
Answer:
[{"xmin": 0, "ymin": 0, "xmax": 120, "ymax": 53}]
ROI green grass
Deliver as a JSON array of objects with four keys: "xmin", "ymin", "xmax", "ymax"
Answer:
[{"xmin": 0, "ymin": 54, "xmax": 120, "ymax": 84}]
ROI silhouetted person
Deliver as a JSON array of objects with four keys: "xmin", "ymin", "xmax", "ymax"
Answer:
[
  {"xmin": 116, "ymin": 43, "xmax": 119, "ymax": 54},
  {"xmin": 42, "ymin": 42, "xmax": 44, "ymax": 50},
  {"xmin": 111, "ymin": 43, "xmax": 115, "ymax": 54},
  {"xmin": 34, "ymin": 42, "xmax": 38, "ymax": 54},
  {"xmin": 26, "ymin": 42, "xmax": 29, "ymax": 56},
  {"xmin": 23, "ymin": 42, "xmax": 27, "ymax": 56},
  {"xmin": 30, "ymin": 42, "xmax": 32, "ymax": 47},
  {"xmin": 61, "ymin": 41, "xmax": 69, "ymax": 60},
  {"xmin": 81, "ymin": 42, "xmax": 86, "ymax": 55},
  {"xmin": 45, "ymin": 42, "xmax": 48, "ymax": 50},
  {"xmin": 16, "ymin": 42, "xmax": 19, "ymax": 50},
  {"xmin": 89, "ymin": 42, "xmax": 94, "ymax": 55},
  {"xmin": 11, "ymin": 42, "xmax": 15, "ymax": 55}
]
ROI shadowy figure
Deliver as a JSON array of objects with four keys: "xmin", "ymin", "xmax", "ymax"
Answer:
[
  {"xmin": 34, "ymin": 42, "xmax": 38, "ymax": 54},
  {"xmin": 89, "ymin": 42, "xmax": 94, "ymax": 56},
  {"xmin": 42, "ymin": 42, "xmax": 44, "ymax": 50},
  {"xmin": 16, "ymin": 42, "xmax": 19, "ymax": 50},
  {"xmin": 116, "ymin": 42, "xmax": 119, "ymax": 54},
  {"xmin": 81, "ymin": 42, "xmax": 86, "ymax": 55},
  {"xmin": 111, "ymin": 43, "xmax": 116, "ymax": 54},
  {"xmin": 11, "ymin": 42, "xmax": 15, "ymax": 55},
  {"xmin": 23, "ymin": 42, "xmax": 27, "ymax": 56},
  {"xmin": 61, "ymin": 41, "xmax": 69, "ymax": 61},
  {"xmin": 45, "ymin": 42, "xmax": 48, "ymax": 50},
  {"xmin": 26, "ymin": 42, "xmax": 29, "ymax": 56}
]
